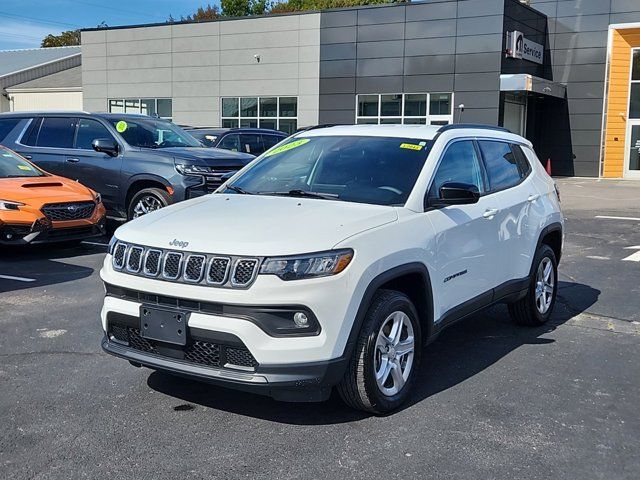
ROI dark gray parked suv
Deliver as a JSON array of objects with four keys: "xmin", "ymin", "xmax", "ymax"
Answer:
[{"xmin": 0, "ymin": 112, "xmax": 254, "ymax": 219}]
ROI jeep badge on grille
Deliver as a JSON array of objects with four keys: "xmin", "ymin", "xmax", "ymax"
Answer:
[{"xmin": 169, "ymin": 239, "xmax": 189, "ymax": 249}]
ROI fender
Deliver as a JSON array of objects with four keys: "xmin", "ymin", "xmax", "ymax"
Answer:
[
  {"xmin": 535, "ymin": 222, "xmax": 563, "ymax": 267},
  {"xmin": 342, "ymin": 262, "xmax": 434, "ymax": 359}
]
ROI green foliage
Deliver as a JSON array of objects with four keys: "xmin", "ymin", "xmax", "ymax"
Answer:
[
  {"xmin": 41, "ymin": 30, "xmax": 81, "ymax": 48},
  {"xmin": 221, "ymin": 0, "xmax": 269, "ymax": 17},
  {"xmin": 179, "ymin": 4, "xmax": 221, "ymax": 21}
]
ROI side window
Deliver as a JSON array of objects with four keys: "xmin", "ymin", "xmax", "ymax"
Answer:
[
  {"xmin": 478, "ymin": 140, "xmax": 521, "ymax": 191},
  {"xmin": 510, "ymin": 144, "xmax": 532, "ymax": 177},
  {"xmin": 239, "ymin": 134, "xmax": 263, "ymax": 155},
  {"xmin": 22, "ymin": 118, "xmax": 42, "ymax": 146},
  {"xmin": 0, "ymin": 118, "xmax": 21, "ymax": 141},
  {"xmin": 36, "ymin": 117, "xmax": 76, "ymax": 148},
  {"xmin": 429, "ymin": 140, "xmax": 484, "ymax": 198},
  {"xmin": 218, "ymin": 134, "xmax": 240, "ymax": 152},
  {"xmin": 262, "ymin": 135, "xmax": 282, "ymax": 150},
  {"xmin": 75, "ymin": 119, "xmax": 114, "ymax": 150}
]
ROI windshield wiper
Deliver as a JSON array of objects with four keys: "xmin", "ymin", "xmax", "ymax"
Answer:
[
  {"xmin": 260, "ymin": 189, "xmax": 340, "ymax": 201},
  {"xmin": 226, "ymin": 185, "xmax": 253, "ymax": 195}
]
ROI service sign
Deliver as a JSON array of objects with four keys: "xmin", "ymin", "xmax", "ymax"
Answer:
[{"xmin": 507, "ymin": 31, "xmax": 544, "ymax": 65}]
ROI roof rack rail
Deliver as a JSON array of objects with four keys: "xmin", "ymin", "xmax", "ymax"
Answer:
[
  {"xmin": 437, "ymin": 124, "xmax": 511, "ymax": 134},
  {"xmin": 295, "ymin": 124, "xmax": 343, "ymax": 133}
]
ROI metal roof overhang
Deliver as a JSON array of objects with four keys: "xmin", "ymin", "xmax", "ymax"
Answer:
[{"xmin": 500, "ymin": 74, "xmax": 567, "ymax": 99}]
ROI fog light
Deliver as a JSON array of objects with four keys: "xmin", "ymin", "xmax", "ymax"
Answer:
[{"xmin": 293, "ymin": 312, "xmax": 308, "ymax": 327}]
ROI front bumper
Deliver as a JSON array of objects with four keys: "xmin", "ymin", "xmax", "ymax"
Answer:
[
  {"xmin": 101, "ymin": 333, "xmax": 347, "ymax": 402},
  {"xmin": 0, "ymin": 218, "xmax": 106, "ymax": 245}
]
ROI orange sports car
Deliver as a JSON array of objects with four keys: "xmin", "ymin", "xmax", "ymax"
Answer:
[{"xmin": 0, "ymin": 145, "xmax": 106, "ymax": 244}]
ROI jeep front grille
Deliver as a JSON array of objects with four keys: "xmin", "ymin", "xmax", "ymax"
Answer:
[{"xmin": 111, "ymin": 242, "xmax": 260, "ymax": 289}]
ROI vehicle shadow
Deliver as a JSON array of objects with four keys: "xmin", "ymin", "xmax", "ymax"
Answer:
[
  {"xmin": 0, "ymin": 242, "xmax": 105, "ymax": 293},
  {"xmin": 146, "ymin": 281, "xmax": 600, "ymax": 425}
]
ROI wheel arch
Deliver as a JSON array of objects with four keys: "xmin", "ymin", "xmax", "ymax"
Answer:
[
  {"xmin": 344, "ymin": 263, "xmax": 434, "ymax": 358},
  {"xmin": 536, "ymin": 222, "xmax": 563, "ymax": 266},
  {"xmin": 125, "ymin": 175, "xmax": 172, "ymax": 210}
]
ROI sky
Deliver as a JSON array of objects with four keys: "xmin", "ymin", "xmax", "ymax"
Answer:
[{"xmin": 0, "ymin": 0, "xmax": 217, "ymax": 50}]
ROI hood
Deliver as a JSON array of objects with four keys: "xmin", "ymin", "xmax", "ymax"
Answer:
[
  {"xmin": 115, "ymin": 194, "xmax": 398, "ymax": 256},
  {"xmin": 144, "ymin": 147, "xmax": 254, "ymax": 168},
  {"xmin": 0, "ymin": 175, "xmax": 94, "ymax": 203}
]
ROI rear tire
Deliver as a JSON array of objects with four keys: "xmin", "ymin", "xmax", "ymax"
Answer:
[
  {"xmin": 508, "ymin": 244, "xmax": 558, "ymax": 326},
  {"xmin": 127, "ymin": 188, "xmax": 170, "ymax": 220},
  {"xmin": 337, "ymin": 289, "xmax": 421, "ymax": 414}
]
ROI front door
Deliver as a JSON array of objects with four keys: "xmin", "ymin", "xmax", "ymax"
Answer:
[{"xmin": 625, "ymin": 121, "xmax": 640, "ymax": 179}]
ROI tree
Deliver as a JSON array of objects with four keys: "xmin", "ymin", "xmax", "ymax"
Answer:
[
  {"xmin": 41, "ymin": 30, "xmax": 81, "ymax": 48},
  {"xmin": 220, "ymin": 0, "xmax": 268, "ymax": 17},
  {"xmin": 180, "ymin": 4, "xmax": 221, "ymax": 22}
]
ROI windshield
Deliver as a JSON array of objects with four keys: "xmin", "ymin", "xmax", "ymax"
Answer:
[
  {"xmin": 0, "ymin": 147, "xmax": 45, "ymax": 178},
  {"xmin": 224, "ymin": 135, "xmax": 433, "ymax": 206},
  {"xmin": 109, "ymin": 117, "xmax": 201, "ymax": 148}
]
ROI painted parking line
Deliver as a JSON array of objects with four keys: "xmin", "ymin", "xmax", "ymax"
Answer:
[
  {"xmin": 622, "ymin": 246, "xmax": 640, "ymax": 262},
  {"xmin": 81, "ymin": 241, "xmax": 109, "ymax": 247},
  {"xmin": 0, "ymin": 274, "xmax": 36, "ymax": 282},
  {"xmin": 595, "ymin": 215, "xmax": 640, "ymax": 221}
]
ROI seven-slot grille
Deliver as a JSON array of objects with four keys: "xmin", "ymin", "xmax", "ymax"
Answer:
[
  {"xmin": 111, "ymin": 242, "xmax": 260, "ymax": 288},
  {"xmin": 42, "ymin": 201, "xmax": 95, "ymax": 221}
]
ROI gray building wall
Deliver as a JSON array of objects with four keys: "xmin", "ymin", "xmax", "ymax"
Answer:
[
  {"xmin": 81, "ymin": 14, "xmax": 321, "ymax": 127},
  {"xmin": 530, "ymin": 0, "xmax": 640, "ymax": 176},
  {"xmin": 1, "ymin": 55, "xmax": 81, "ymax": 113},
  {"xmin": 318, "ymin": 0, "xmax": 508, "ymax": 125}
]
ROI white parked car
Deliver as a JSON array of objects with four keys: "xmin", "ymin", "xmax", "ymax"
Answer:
[{"xmin": 101, "ymin": 124, "xmax": 563, "ymax": 414}]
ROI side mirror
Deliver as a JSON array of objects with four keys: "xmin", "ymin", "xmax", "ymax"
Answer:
[
  {"xmin": 431, "ymin": 182, "xmax": 480, "ymax": 207},
  {"xmin": 92, "ymin": 138, "xmax": 119, "ymax": 157}
]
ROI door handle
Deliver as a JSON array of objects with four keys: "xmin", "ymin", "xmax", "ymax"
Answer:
[
  {"xmin": 527, "ymin": 194, "xmax": 540, "ymax": 203},
  {"xmin": 483, "ymin": 208, "xmax": 499, "ymax": 219},
  {"xmin": 66, "ymin": 158, "xmax": 80, "ymax": 163}
]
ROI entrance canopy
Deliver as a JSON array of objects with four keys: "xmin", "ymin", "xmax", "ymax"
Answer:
[{"xmin": 500, "ymin": 74, "xmax": 566, "ymax": 99}]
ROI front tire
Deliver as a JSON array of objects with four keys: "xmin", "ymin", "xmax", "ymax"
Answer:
[
  {"xmin": 127, "ymin": 188, "xmax": 170, "ymax": 220},
  {"xmin": 508, "ymin": 244, "xmax": 558, "ymax": 326},
  {"xmin": 337, "ymin": 289, "xmax": 421, "ymax": 414}
]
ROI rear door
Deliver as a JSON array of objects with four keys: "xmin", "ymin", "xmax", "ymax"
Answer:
[
  {"xmin": 65, "ymin": 117, "xmax": 124, "ymax": 208},
  {"xmin": 425, "ymin": 139, "xmax": 501, "ymax": 322},
  {"xmin": 476, "ymin": 140, "xmax": 537, "ymax": 285},
  {"xmin": 239, "ymin": 134, "xmax": 263, "ymax": 155},
  {"xmin": 17, "ymin": 116, "xmax": 76, "ymax": 176}
]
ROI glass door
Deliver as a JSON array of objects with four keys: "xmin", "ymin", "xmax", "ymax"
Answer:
[
  {"xmin": 626, "ymin": 49, "xmax": 640, "ymax": 178},
  {"xmin": 503, "ymin": 93, "xmax": 527, "ymax": 137}
]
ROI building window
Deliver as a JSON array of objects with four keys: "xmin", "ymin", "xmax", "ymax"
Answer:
[
  {"xmin": 221, "ymin": 96, "xmax": 298, "ymax": 134},
  {"xmin": 630, "ymin": 49, "xmax": 640, "ymax": 119},
  {"xmin": 355, "ymin": 93, "xmax": 453, "ymax": 125},
  {"xmin": 108, "ymin": 98, "xmax": 173, "ymax": 121}
]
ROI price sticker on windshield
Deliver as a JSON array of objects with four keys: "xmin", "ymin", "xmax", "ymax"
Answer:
[
  {"xmin": 116, "ymin": 121, "xmax": 128, "ymax": 133},
  {"xmin": 17, "ymin": 165, "xmax": 32, "ymax": 171},
  {"xmin": 265, "ymin": 138, "xmax": 310, "ymax": 157},
  {"xmin": 399, "ymin": 143, "xmax": 423, "ymax": 151}
]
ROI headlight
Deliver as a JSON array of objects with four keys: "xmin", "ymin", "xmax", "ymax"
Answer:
[
  {"xmin": 108, "ymin": 235, "xmax": 118, "ymax": 255},
  {"xmin": 260, "ymin": 249, "xmax": 353, "ymax": 280},
  {"xmin": 0, "ymin": 199, "xmax": 24, "ymax": 211},
  {"xmin": 175, "ymin": 164, "xmax": 213, "ymax": 175}
]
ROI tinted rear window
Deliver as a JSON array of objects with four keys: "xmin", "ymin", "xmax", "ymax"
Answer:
[
  {"xmin": 478, "ymin": 140, "xmax": 522, "ymax": 191},
  {"xmin": 0, "ymin": 118, "xmax": 21, "ymax": 141},
  {"xmin": 36, "ymin": 117, "xmax": 76, "ymax": 148}
]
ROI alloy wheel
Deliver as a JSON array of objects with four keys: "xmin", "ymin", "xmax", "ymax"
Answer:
[
  {"xmin": 132, "ymin": 195, "xmax": 163, "ymax": 218},
  {"xmin": 374, "ymin": 311, "xmax": 415, "ymax": 397},
  {"xmin": 535, "ymin": 257, "xmax": 555, "ymax": 314}
]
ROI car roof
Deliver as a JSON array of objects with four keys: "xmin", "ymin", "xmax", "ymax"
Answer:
[
  {"xmin": 297, "ymin": 124, "xmax": 442, "ymax": 140},
  {"xmin": 295, "ymin": 124, "xmax": 530, "ymax": 145},
  {"xmin": 0, "ymin": 111, "xmax": 167, "ymax": 121}
]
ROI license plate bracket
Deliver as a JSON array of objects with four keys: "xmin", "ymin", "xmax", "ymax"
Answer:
[{"xmin": 140, "ymin": 305, "xmax": 188, "ymax": 346}]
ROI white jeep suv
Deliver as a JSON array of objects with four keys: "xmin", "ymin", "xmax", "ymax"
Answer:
[{"xmin": 101, "ymin": 124, "xmax": 563, "ymax": 414}]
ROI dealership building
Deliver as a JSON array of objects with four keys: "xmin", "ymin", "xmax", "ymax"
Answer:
[{"xmin": 80, "ymin": 0, "xmax": 640, "ymax": 178}]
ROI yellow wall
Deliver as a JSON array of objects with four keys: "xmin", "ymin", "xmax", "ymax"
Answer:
[{"xmin": 603, "ymin": 28, "xmax": 640, "ymax": 178}]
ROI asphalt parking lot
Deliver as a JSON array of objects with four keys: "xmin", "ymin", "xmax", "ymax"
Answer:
[{"xmin": 1, "ymin": 178, "xmax": 639, "ymax": 479}]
